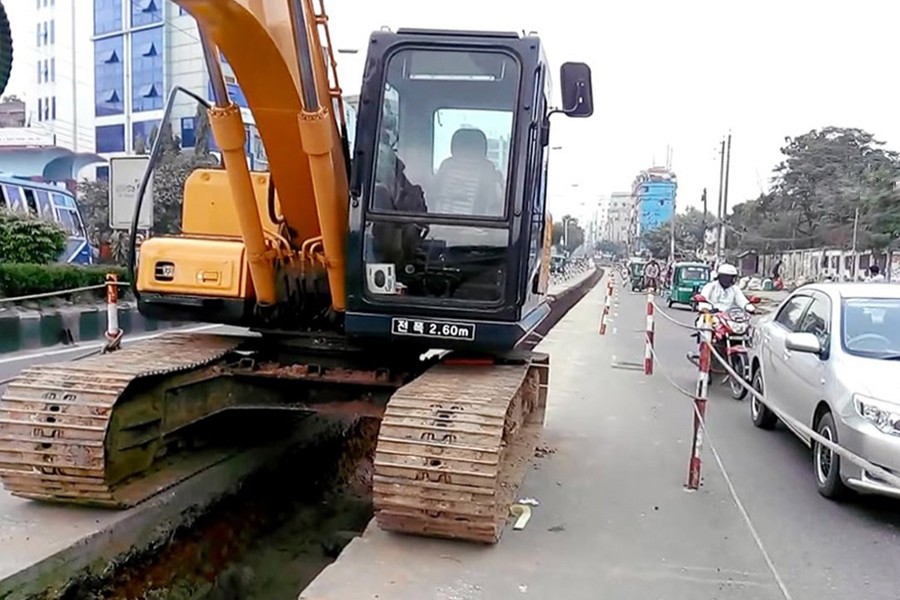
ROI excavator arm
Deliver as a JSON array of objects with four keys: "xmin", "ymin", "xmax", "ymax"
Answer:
[{"xmin": 157, "ymin": 0, "xmax": 349, "ymax": 310}]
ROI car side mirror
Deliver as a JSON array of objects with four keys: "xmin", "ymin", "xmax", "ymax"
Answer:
[
  {"xmin": 785, "ymin": 332, "xmax": 822, "ymax": 355},
  {"xmin": 559, "ymin": 62, "xmax": 593, "ymax": 118}
]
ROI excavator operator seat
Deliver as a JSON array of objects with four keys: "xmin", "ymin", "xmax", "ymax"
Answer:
[{"xmin": 432, "ymin": 128, "xmax": 505, "ymax": 217}]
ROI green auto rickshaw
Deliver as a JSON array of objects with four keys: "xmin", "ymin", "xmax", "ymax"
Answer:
[
  {"xmin": 629, "ymin": 258, "xmax": 648, "ymax": 291},
  {"xmin": 665, "ymin": 261, "xmax": 711, "ymax": 308}
]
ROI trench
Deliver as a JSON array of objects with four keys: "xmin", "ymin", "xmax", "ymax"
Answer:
[{"xmin": 48, "ymin": 416, "xmax": 381, "ymax": 600}]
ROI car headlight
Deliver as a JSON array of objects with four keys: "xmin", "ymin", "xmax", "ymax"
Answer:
[{"xmin": 854, "ymin": 394, "xmax": 900, "ymax": 436}]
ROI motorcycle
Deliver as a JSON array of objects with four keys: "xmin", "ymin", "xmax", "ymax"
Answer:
[{"xmin": 687, "ymin": 294, "xmax": 760, "ymax": 400}]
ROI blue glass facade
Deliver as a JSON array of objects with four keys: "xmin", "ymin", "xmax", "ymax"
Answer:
[
  {"xmin": 94, "ymin": 0, "xmax": 122, "ymax": 36},
  {"xmin": 637, "ymin": 181, "xmax": 677, "ymax": 233},
  {"xmin": 91, "ymin": 0, "xmax": 259, "ymax": 163},
  {"xmin": 131, "ymin": 28, "xmax": 163, "ymax": 112},
  {"xmin": 96, "ymin": 124, "xmax": 126, "ymax": 153},
  {"xmin": 94, "ymin": 36, "xmax": 124, "ymax": 116},
  {"xmin": 131, "ymin": 0, "xmax": 163, "ymax": 28}
]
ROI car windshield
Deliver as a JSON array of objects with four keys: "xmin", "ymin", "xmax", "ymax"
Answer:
[{"xmin": 841, "ymin": 298, "xmax": 900, "ymax": 359}]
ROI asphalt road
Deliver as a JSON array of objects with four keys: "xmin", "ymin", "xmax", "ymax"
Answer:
[{"xmin": 647, "ymin": 291, "xmax": 900, "ymax": 600}]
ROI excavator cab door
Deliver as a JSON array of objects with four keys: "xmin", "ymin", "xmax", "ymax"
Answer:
[{"xmin": 345, "ymin": 29, "xmax": 592, "ymax": 353}]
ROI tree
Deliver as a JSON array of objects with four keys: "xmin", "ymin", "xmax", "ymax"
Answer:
[
  {"xmin": 639, "ymin": 207, "xmax": 709, "ymax": 259},
  {"xmin": 729, "ymin": 126, "xmax": 900, "ymax": 252},
  {"xmin": 552, "ymin": 216, "xmax": 585, "ymax": 253},
  {"xmin": 0, "ymin": 210, "xmax": 66, "ymax": 264}
]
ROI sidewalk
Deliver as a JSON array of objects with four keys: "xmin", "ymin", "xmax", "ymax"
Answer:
[{"xmin": 300, "ymin": 276, "xmax": 786, "ymax": 600}]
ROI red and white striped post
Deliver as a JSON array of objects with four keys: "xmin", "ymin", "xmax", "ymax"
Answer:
[
  {"xmin": 104, "ymin": 273, "xmax": 122, "ymax": 352},
  {"xmin": 644, "ymin": 293, "xmax": 655, "ymax": 375},
  {"xmin": 599, "ymin": 281, "xmax": 612, "ymax": 335},
  {"xmin": 687, "ymin": 313, "xmax": 712, "ymax": 490}
]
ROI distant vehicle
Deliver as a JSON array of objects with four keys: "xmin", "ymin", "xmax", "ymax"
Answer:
[
  {"xmin": 748, "ymin": 283, "xmax": 900, "ymax": 500},
  {"xmin": 0, "ymin": 175, "xmax": 92, "ymax": 265},
  {"xmin": 664, "ymin": 261, "xmax": 710, "ymax": 309}
]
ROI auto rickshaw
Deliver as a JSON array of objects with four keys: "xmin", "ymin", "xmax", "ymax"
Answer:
[
  {"xmin": 629, "ymin": 258, "xmax": 648, "ymax": 291},
  {"xmin": 665, "ymin": 261, "xmax": 711, "ymax": 309}
]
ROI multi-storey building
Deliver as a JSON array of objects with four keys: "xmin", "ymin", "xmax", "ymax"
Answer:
[
  {"xmin": 605, "ymin": 192, "xmax": 632, "ymax": 244},
  {"xmin": 29, "ymin": 0, "xmax": 95, "ymax": 152},
  {"xmin": 630, "ymin": 166, "xmax": 677, "ymax": 240},
  {"xmin": 91, "ymin": 0, "xmax": 266, "ymax": 178}
]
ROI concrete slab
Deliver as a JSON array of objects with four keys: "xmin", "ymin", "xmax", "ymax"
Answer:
[{"xmin": 301, "ymin": 275, "xmax": 785, "ymax": 600}]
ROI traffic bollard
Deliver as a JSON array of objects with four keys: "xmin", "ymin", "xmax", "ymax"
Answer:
[
  {"xmin": 104, "ymin": 273, "xmax": 123, "ymax": 352},
  {"xmin": 644, "ymin": 293, "xmax": 654, "ymax": 375},
  {"xmin": 599, "ymin": 285, "xmax": 611, "ymax": 335},
  {"xmin": 687, "ymin": 313, "xmax": 712, "ymax": 490}
]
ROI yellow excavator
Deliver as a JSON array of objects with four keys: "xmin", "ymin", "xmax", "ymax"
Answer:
[{"xmin": 0, "ymin": 0, "xmax": 593, "ymax": 543}]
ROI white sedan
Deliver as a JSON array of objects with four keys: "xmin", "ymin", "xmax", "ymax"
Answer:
[{"xmin": 748, "ymin": 283, "xmax": 900, "ymax": 500}]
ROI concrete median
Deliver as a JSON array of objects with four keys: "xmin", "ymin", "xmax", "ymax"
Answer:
[{"xmin": 0, "ymin": 303, "xmax": 187, "ymax": 355}]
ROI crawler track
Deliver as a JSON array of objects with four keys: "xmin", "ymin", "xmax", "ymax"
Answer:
[
  {"xmin": 372, "ymin": 353, "xmax": 549, "ymax": 543},
  {"xmin": 0, "ymin": 333, "xmax": 241, "ymax": 506}
]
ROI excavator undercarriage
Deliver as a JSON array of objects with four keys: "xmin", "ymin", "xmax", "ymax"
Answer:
[{"xmin": 0, "ymin": 328, "xmax": 555, "ymax": 543}]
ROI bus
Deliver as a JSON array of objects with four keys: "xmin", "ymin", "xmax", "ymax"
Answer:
[{"xmin": 0, "ymin": 175, "xmax": 92, "ymax": 265}]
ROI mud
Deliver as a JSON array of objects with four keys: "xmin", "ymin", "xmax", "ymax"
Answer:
[{"xmin": 46, "ymin": 417, "xmax": 380, "ymax": 600}]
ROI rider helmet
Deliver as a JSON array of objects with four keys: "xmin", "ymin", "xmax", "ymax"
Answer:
[{"xmin": 716, "ymin": 263, "xmax": 738, "ymax": 289}]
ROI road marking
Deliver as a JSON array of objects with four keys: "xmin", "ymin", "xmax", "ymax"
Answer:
[
  {"xmin": 0, "ymin": 324, "xmax": 221, "ymax": 366},
  {"xmin": 705, "ymin": 425, "xmax": 793, "ymax": 600}
]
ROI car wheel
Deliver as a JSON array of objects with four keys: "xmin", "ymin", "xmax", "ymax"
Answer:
[
  {"xmin": 813, "ymin": 411, "xmax": 848, "ymax": 499},
  {"xmin": 729, "ymin": 354, "xmax": 749, "ymax": 400},
  {"xmin": 749, "ymin": 368, "xmax": 777, "ymax": 429}
]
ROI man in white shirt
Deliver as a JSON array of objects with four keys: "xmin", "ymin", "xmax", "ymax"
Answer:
[
  {"xmin": 865, "ymin": 265, "xmax": 886, "ymax": 282},
  {"xmin": 696, "ymin": 263, "xmax": 754, "ymax": 313},
  {"xmin": 688, "ymin": 263, "xmax": 754, "ymax": 363}
]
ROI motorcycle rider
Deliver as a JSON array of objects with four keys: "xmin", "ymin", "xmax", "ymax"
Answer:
[
  {"xmin": 697, "ymin": 263, "xmax": 753, "ymax": 314},
  {"xmin": 688, "ymin": 263, "xmax": 754, "ymax": 362}
]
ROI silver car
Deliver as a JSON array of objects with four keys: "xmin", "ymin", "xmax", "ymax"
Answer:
[{"xmin": 748, "ymin": 283, "xmax": 900, "ymax": 500}]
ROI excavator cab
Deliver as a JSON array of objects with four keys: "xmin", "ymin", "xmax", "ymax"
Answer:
[{"xmin": 345, "ymin": 29, "xmax": 593, "ymax": 353}]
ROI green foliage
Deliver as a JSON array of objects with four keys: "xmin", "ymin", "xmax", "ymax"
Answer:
[
  {"xmin": 640, "ymin": 207, "xmax": 710, "ymax": 259},
  {"xmin": 0, "ymin": 210, "xmax": 67, "ymax": 264},
  {"xmin": 730, "ymin": 126, "xmax": 900, "ymax": 252},
  {"xmin": 596, "ymin": 239, "xmax": 626, "ymax": 256},
  {"xmin": 0, "ymin": 263, "xmax": 128, "ymax": 301},
  {"xmin": 552, "ymin": 216, "xmax": 585, "ymax": 253}
]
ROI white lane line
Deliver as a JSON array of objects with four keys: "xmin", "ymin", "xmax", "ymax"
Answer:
[
  {"xmin": 0, "ymin": 324, "xmax": 221, "ymax": 366},
  {"xmin": 704, "ymin": 405, "xmax": 793, "ymax": 600}
]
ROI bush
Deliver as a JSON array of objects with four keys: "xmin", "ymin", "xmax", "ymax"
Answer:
[
  {"xmin": 0, "ymin": 210, "xmax": 68, "ymax": 264},
  {"xmin": 0, "ymin": 263, "xmax": 129, "ymax": 302}
]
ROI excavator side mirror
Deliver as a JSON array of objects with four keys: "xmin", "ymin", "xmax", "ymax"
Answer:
[{"xmin": 560, "ymin": 62, "xmax": 593, "ymax": 118}]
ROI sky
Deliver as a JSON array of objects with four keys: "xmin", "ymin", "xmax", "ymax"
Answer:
[{"xmin": 6, "ymin": 0, "xmax": 900, "ymax": 223}]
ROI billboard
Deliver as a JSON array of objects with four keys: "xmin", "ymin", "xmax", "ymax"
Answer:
[{"xmin": 109, "ymin": 156, "xmax": 153, "ymax": 230}]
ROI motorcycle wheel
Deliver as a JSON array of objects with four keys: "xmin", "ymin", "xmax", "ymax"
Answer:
[{"xmin": 729, "ymin": 353, "xmax": 749, "ymax": 400}]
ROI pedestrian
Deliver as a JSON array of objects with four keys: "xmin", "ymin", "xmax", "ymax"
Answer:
[{"xmin": 865, "ymin": 264, "xmax": 886, "ymax": 283}]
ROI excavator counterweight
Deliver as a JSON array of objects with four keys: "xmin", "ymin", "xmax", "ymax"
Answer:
[{"xmin": 0, "ymin": 0, "xmax": 594, "ymax": 544}]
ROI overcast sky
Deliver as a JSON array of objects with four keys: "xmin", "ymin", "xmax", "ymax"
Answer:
[{"xmin": 7, "ymin": 0, "xmax": 900, "ymax": 221}]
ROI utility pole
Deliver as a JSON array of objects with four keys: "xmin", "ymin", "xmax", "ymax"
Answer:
[
  {"xmin": 720, "ymin": 133, "xmax": 732, "ymax": 261},
  {"xmin": 851, "ymin": 206, "xmax": 860, "ymax": 281},
  {"xmin": 714, "ymin": 139, "xmax": 726, "ymax": 262},
  {"xmin": 669, "ymin": 196, "xmax": 676, "ymax": 263}
]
